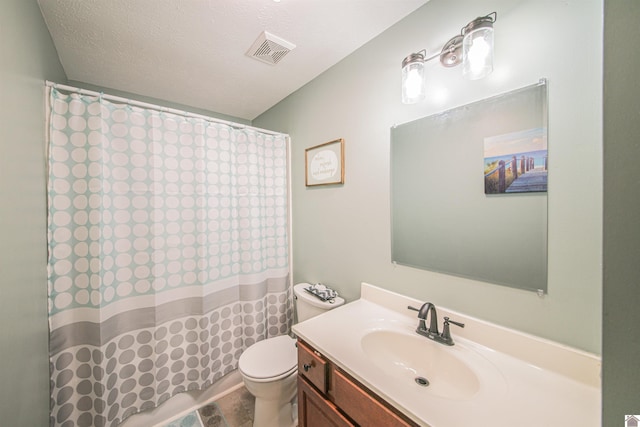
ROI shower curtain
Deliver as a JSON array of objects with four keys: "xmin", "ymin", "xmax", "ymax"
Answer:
[{"xmin": 46, "ymin": 87, "xmax": 291, "ymax": 427}]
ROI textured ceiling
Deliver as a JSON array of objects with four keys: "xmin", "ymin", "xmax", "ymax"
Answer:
[{"xmin": 38, "ymin": 0, "xmax": 428, "ymax": 120}]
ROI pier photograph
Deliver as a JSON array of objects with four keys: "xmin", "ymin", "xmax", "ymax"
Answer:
[{"xmin": 484, "ymin": 127, "xmax": 548, "ymax": 194}]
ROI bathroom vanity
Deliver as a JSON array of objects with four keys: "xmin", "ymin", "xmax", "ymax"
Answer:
[
  {"xmin": 292, "ymin": 283, "xmax": 601, "ymax": 427},
  {"xmin": 297, "ymin": 339, "xmax": 417, "ymax": 426}
]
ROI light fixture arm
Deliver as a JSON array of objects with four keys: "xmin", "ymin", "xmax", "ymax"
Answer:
[
  {"xmin": 408, "ymin": 37, "xmax": 462, "ymax": 66},
  {"xmin": 420, "ymin": 49, "xmax": 446, "ymax": 64}
]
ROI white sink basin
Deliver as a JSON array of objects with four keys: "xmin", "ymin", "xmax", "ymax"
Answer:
[{"xmin": 361, "ymin": 329, "xmax": 481, "ymax": 400}]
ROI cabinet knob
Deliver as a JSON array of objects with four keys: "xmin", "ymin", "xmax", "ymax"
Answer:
[{"xmin": 303, "ymin": 361, "xmax": 315, "ymax": 372}]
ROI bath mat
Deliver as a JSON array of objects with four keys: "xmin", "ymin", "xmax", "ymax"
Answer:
[
  {"xmin": 198, "ymin": 403, "xmax": 231, "ymax": 427},
  {"xmin": 163, "ymin": 410, "xmax": 204, "ymax": 427}
]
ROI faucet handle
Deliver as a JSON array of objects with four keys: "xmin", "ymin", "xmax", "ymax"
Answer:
[
  {"xmin": 441, "ymin": 317, "xmax": 465, "ymax": 345},
  {"xmin": 407, "ymin": 306, "xmax": 420, "ymax": 312},
  {"xmin": 443, "ymin": 317, "xmax": 465, "ymax": 328}
]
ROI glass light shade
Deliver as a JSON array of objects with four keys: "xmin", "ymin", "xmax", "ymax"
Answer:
[
  {"xmin": 402, "ymin": 54, "xmax": 426, "ymax": 104},
  {"xmin": 462, "ymin": 24, "xmax": 494, "ymax": 80}
]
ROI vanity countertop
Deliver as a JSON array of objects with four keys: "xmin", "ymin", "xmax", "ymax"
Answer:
[{"xmin": 292, "ymin": 282, "xmax": 600, "ymax": 427}]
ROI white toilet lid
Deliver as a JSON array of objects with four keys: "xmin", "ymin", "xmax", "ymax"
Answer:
[{"xmin": 238, "ymin": 335, "xmax": 297, "ymax": 380}]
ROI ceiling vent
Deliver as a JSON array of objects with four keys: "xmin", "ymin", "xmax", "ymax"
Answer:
[{"xmin": 246, "ymin": 31, "xmax": 296, "ymax": 65}]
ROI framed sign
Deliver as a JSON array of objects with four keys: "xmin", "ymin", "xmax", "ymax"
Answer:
[{"xmin": 305, "ymin": 138, "xmax": 345, "ymax": 186}]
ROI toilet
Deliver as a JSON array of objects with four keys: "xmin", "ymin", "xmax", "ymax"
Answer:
[{"xmin": 238, "ymin": 282, "xmax": 345, "ymax": 427}]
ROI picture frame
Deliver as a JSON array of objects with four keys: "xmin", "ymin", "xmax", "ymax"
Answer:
[{"xmin": 305, "ymin": 138, "xmax": 345, "ymax": 186}]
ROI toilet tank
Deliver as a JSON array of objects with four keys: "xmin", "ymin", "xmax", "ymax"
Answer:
[{"xmin": 293, "ymin": 283, "xmax": 345, "ymax": 323}]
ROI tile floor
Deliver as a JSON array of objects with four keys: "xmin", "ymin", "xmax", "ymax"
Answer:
[{"xmin": 163, "ymin": 386, "xmax": 255, "ymax": 427}]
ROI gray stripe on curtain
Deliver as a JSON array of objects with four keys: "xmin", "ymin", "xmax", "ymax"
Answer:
[{"xmin": 50, "ymin": 276, "xmax": 289, "ymax": 354}]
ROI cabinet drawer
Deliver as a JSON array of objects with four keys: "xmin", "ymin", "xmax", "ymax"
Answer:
[
  {"xmin": 297, "ymin": 340, "xmax": 328, "ymax": 393},
  {"xmin": 331, "ymin": 367, "xmax": 416, "ymax": 427}
]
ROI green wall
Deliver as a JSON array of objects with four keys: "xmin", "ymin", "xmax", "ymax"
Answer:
[
  {"xmin": 255, "ymin": 0, "xmax": 603, "ymax": 354},
  {"xmin": 0, "ymin": 0, "xmax": 66, "ymax": 425},
  {"xmin": 6, "ymin": 0, "xmax": 639, "ymax": 424},
  {"xmin": 602, "ymin": 0, "xmax": 640, "ymax": 424}
]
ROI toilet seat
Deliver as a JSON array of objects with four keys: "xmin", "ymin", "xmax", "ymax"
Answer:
[{"xmin": 239, "ymin": 335, "xmax": 297, "ymax": 382}]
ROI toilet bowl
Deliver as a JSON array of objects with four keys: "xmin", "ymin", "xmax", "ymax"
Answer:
[
  {"xmin": 238, "ymin": 283, "xmax": 344, "ymax": 427},
  {"xmin": 239, "ymin": 335, "xmax": 298, "ymax": 427}
]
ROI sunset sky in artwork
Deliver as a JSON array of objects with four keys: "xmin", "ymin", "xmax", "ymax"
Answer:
[{"xmin": 484, "ymin": 127, "xmax": 547, "ymax": 158}]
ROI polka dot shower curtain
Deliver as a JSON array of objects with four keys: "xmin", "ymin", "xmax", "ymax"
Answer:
[{"xmin": 46, "ymin": 87, "xmax": 291, "ymax": 427}]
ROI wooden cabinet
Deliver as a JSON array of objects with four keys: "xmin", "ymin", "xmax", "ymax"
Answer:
[
  {"xmin": 298, "ymin": 375, "xmax": 354, "ymax": 427},
  {"xmin": 297, "ymin": 339, "xmax": 418, "ymax": 427}
]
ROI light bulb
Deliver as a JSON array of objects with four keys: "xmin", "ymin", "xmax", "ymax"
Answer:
[
  {"xmin": 468, "ymin": 37, "xmax": 490, "ymax": 74},
  {"xmin": 401, "ymin": 54, "xmax": 426, "ymax": 104},
  {"xmin": 462, "ymin": 15, "xmax": 495, "ymax": 80},
  {"xmin": 405, "ymin": 69, "xmax": 423, "ymax": 98}
]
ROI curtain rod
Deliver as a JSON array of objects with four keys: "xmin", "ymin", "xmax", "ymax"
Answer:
[{"xmin": 45, "ymin": 81, "xmax": 286, "ymax": 137}]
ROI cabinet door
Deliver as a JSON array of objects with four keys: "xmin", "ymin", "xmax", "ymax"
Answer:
[
  {"xmin": 298, "ymin": 376, "xmax": 354, "ymax": 427},
  {"xmin": 331, "ymin": 367, "xmax": 417, "ymax": 427}
]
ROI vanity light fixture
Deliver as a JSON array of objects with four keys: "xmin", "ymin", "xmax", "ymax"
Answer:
[{"xmin": 401, "ymin": 12, "xmax": 497, "ymax": 104}]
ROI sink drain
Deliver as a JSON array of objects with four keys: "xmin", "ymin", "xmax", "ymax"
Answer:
[{"xmin": 415, "ymin": 376, "xmax": 430, "ymax": 387}]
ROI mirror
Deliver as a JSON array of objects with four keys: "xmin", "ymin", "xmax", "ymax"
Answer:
[{"xmin": 391, "ymin": 81, "xmax": 548, "ymax": 293}]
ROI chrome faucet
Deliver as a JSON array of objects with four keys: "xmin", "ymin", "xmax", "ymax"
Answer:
[{"xmin": 408, "ymin": 302, "xmax": 465, "ymax": 346}]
